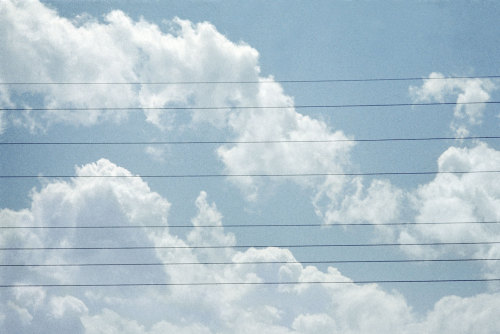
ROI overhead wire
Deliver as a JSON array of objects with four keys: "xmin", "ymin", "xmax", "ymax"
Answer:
[
  {"xmin": 1, "ymin": 74, "xmax": 500, "ymax": 85},
  {"xmin": 1, "ymin": 101, "xmax": 499, "ymax": 111},
  {"xmin": 3, "ymin": 240, "xmax": 500, "ymax": 251},
  {"xmin": 1, "ymin": 135, "xmax": 499, "ymax": 146},
  {"xmin": 3, "ymin": 278, "xmax": 500, "ymax": 288},
  {"xmin": 2, "ymin": 258, "xmax": 500, "ymax": 267},
  {"xmin": 2, "ymin": 221, "xmax": 500, "ymax": 229},
  {"xmin": 1, "ymin": 170, "xmax": 499, "ymax": 179}
]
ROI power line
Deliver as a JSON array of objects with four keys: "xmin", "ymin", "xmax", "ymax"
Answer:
[
  {"xmin": 2, "ymin": 241, "xmax": 500, "ymax": 251},
  {"xmin": 2, "ymin": 136, "xmax": 499, "ymax": 146},
  {"xmin": 3, "ymin": 278, "xmax": 500, "ymax": 288},
  {"xmin": 2, "ymin": 221, "xmax": 500, "ymax": 229},
  {"xmin": 1, "ymin": 101, "xmax": 499, "ymax": 111},
  {"xmin": 2, "ymin": 75, "xmax": 499, "ymax": 85},
  {"xmin": 1, "ymin": 170, "xmax": 499, "ymax": 179},
  {"xmin": 2, "ymin": 258, "xmax": 499, "ymax": 267}
]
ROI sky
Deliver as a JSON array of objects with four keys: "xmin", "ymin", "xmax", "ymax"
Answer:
[{"xmin": 1, "ymin": 0, "xmax": 500, "ymax": 333}]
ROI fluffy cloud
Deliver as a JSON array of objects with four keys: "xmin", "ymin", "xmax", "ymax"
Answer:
[
  {"xmin": 2, "ymin": 159, "xmax": 500, "ymax": 333},
  {"xmin": 312, "ymin": 141, "xmax": 500, "ymax": 279},
  {"xmin": 82, "ymin": 308, "xmax": 213, "ymax": 334},
  {"xmin": 414, "ymin": 293, "xmax": 500, "ymax": 334},
  {"xmin": 409, "ymin": 72, "xmax": 497, "ymax": 136},
  {"xmin": 313, "ymin": 177, "xmax": 403, "ymax": 228},
  {"xmin": 1, "ymin": 0, "xmax": 355, "ymax": 205},
  {"xmin": 218, "ymin": 110, "xmax": 354, "ymax": 200},
  {"xmin": 0, "ymin": 0, "xmax": 262, "ymax": 131},
  {"xmin": 3, "ymin": 290, "xmax": 87, "ymax": 333},
  {"xmin": 398, "ymin": 143, "xmax": 500, "ymax": 279},
  {"xmin": 3, "ymin": 1, "xmax": 500, "ymax": 332},
  {"xmin": 308, "ymin": 138, "xmax": 500, "ymax": 278}
]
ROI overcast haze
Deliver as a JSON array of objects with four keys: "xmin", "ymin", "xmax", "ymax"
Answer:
[{"xmin": 1, "ymin": 0, "xmax": 500, "ymax": 333}]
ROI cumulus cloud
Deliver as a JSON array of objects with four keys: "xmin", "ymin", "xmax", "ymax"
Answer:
[
  {"xmin": 409, "ymin": 72, "xmax": 497, "ymax": 136},
  {"xmin": 397, "ymin": 143, "xmax": 500, "ymax": 278},
  {"xmin": 4, "ymin": 290, "xmax": 87, "ymax": 333},
  {"xmin": 218, "ymin": 110, "xmax": 354, "ymax": 200},
  {"xmin": 82, "ymin": 308, "xmax": 213, "ymax": 334},
  {"xmin": 0, "ymin": 0, "xmax": 263, "ymax": 131},
  {"xmin": 1, "ymin": 0, "xmax": 356, "ymax": 206},
  {"xmin": 313, "ymin": 177, "xmax": 403, "ymax": 228},
  {"xmin": 312, "ymin": 141, "xmax": 500, "ymax": 280},
  {"xmin": 2, "ymin": 159, "xmax": 500, "ymax": 333},
  {"xmin": 414, "ymin": 293, "xmax": 500, "ymax": 334},
  {"xmin": 3, "ymin": 1, "xmax": 500, "ymax": 332}
]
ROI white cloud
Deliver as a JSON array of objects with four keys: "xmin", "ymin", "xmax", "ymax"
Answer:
[
  {"xmin": 49, "ymin": 295, "xmax": 88, "ymax": 319},
  {"xmin": 2, "ymin": 1, "xmax": 500, "ymax": 332},
  {"xmin": 2, "ymin": 159, "xmax": 500, "ymax": 333},
  {"xmin": 144, "ymin": 146, "xmax": 167, "ymax": 162},
  {"xmin": 292, "ymin": 313, "xmax": 338, "ymax": 334},
  {"xmin": 149, "ymin": 321, "xmax": 213, "ymax": 334},
  {"xmin": 312, "ymin": 141, "xmax": 500, "ymax": 279},
  {"xmin": 415, "ymin": 293, "xmax": 500, "ymax": 334},
  {"xmin": 7, "ymin": 301, "xmax": 33, "ymax": 325},
  {"xmin": 82, "ymin": 309, "xmax": 147, "ymax": 334},
  {"xmin": 302, "ymin": 130, "xmax": 500, "ymax": 278},
  {"xmin": 0, "ymin": 113, "xmax": 5, "ymax": 134},
  {"xmin": 1, "ymin": 0, "xmax": 357, "ymax": 209},
  {"xmin": 3, "ymin": 290, "xmax": 87, "ymax": 333},
  {"xmin": 218, "ymin": 106, "xmax": 354, "ymax": 200},
  {"xmin": 409, "ymin": 72, "xmax": 497, "ymax": 136},
  {"xmin": 0, "ymin": 0, "xmax": 265, "ymax": 132},
  {"xmin": 13, "ymin": 287, "xmax": 46, "ymax": 310},
  {"xmin": 396, "ymin": 143, "xmax": 500, "ymax": 280},
  {"xmin": 1, "ymin": 1, "xmax": 362, "ymax": 250},
  {"xmin": 1, "ymin": 1, "xmax": 135, "ymax": 130},
  {"xmin": 314, "ymin": 177, "xmax": 403, "ymax": 227}
]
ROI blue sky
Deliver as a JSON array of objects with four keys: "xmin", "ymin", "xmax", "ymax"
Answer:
[{"xmin": 1, "ymin": 0, "xmax": 500, "ymax": 333}]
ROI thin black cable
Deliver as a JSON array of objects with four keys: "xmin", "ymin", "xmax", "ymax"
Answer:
[
  {"xmin": 1, "ymin": 101, "xmax": 499, "ymax": 111},
  {"xmin": 2, "ymin": 258, "xmax": 500, "ymax": 267},
  {"xmin": 2, "ymin": 241, "xmax": 500, "ymax": 251},
  {"xmin": 2, "ymin": 75, "xmax": 500, "ymax": 85},
  {"xmin": 1, "ymin": 170, "xmax": 499, "ymax": 179},
  {"xmin": 1, "ymin": 136, "xmax": 499, "ymax": 146},
  {"xmin": 2, "ymin": 221, "xmax": 500, "ymax": 229},
  {"xmin": 2, "ymin": 278, "xmax": 500, "ymax": 288}
]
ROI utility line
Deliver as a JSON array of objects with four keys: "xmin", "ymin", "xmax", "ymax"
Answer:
[
  {"xmin": 3, "ymin": 278, "xmax": 500, "ymax": 288},
  {"xmin": 2, "ymin": 258, "xmax": 499, "ymax": 267},
  {"xmin": 1, "ymin": 101, "xmax": 498, "ymax": 111},
  {"xmin": 1, "ymin": 170, "xmax": 499, "ymax": 179},
  {"xmin": 2, "ymin": 221, "xmax": 500, "ymax": 229},
  {"xmin": 2, "ymin": 75, "xmax": 499, "ymax": 85},
  {"xmin": 2, "ymin": 241, "xmax": 500, "ymax": 251},
  {"xmin": 2, "ymin": 136, "xmax": 499, "ymax": 146}
]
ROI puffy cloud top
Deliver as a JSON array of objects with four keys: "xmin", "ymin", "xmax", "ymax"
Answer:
[{"xmin": 2, "ymin": 159, "xmax": 500, "ymax": 333}]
